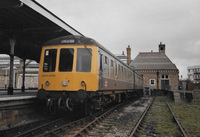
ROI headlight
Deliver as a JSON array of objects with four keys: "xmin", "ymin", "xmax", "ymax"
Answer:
[
  {"xmin": 45, "ymin": 81, "xmax": 50, "ymax": 86},
  {"xmin": 62, "ymin": 80, "xmax": 68, "ymax": 86},
  {"xmin": 81, "ymin": 81, "xmax": 86, "ymax": 86}
]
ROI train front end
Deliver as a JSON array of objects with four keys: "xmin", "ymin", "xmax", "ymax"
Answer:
[{"xmin": 37, "ymin": 36, "xmax": 99, "ymax": 113}]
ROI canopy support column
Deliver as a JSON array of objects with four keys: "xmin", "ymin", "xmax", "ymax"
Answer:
[
  {"xmin": 8, "ymin": 39, "xmax": 15, "ymax": 95},
  {"xmin": 21, "ymin": 58, "xmax": 26, "ymax": 92}
]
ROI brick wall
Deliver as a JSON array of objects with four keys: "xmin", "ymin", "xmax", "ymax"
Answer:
[
  {"xmin": 137, "ymin": 70, "xmax": 179, "ymax": 90},
  {"xmin": 187, "ymin": 83, "xmax": 200, "ymax": 90},
  {"xmin": 143, "ymin": 73, "xmax": 158, "ymax": 89},
  {"xmin": 0, "ymin": 99, "xmax": 46, "ymax": 130},
  {"xmin": 169, "ymin": 74, "xmax": 179, "ymax": 90}
]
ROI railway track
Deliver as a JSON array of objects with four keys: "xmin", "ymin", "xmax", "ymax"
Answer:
[
  {"xmin": 0, "ymin": 118, "xmax": 50, "ymax": 137},
  {"xmin": 70, "ymin": 97, "xmax": 153, "ymax": 137},
  {"xmin": 0, "ymin": 98, "xmax": 137, "ymax": 137},
  {"xmin": 1, "ymin": 97, "xmax": 160, "ymax": 137},
  {"xmin": 166, "ymin": 102, "xmax": 188, "ymax": 137},
  {"xmin": 6, "ymin": 97, "xmax": 152, "ymax": 137},
  {"xmin": 129, "ymin": 98, "xmax": 154, "ymax": 136},
  {"xmin": 2, "ymin": 96, "xmax": 197, "ymax": 137},
  {"xmin": 40, "ymin": 100, "xmax": 132, "ymax": 137},
  {"xmin": 0, "ymin": 117, "xmax": 68, "ymax": 137},
  {"xmin": 131, "ymin": 97, "xmax": 188, "ymax": 137}
]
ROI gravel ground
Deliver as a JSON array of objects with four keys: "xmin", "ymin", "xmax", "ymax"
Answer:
[
  {"xmin": 87, "ymin": 95, "xmax": 200, "ymax": 137},
  {"xmin": 87, "ymin": 97, "xmax": 152, "ymax": 136}
]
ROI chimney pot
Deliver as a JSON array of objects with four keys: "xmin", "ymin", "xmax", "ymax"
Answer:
[
  {"xmin": 159, "ymin": 42, "xmax": 166, "ymax": 54},
  {"xmin": 127, "ymin": 45, "xmax": 131, "ymax": 65}
]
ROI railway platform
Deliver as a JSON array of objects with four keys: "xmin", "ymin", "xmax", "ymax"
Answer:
[
  {"xmin": 0, "ymin": 89, "xmax": 37, "ymax": 107},
  {"xmin": 0, "ymin": 89, "xmax": 40, "ymax": 129}
]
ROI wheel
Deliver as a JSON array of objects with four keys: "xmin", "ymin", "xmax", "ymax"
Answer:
[{"xmin": 47, "ymin": 99, "xmax": 57, "ymax": 115}]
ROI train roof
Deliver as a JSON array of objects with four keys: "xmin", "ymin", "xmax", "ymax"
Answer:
[
  {"xmin": 44, "ymin": 35, "xmax": 98, "ymax": 46},
  {"xmin": 44, "ymin": 35, "xmax": 142, "ymax": 77}
]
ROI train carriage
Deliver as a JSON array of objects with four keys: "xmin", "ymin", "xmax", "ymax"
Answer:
[{"xmin": 37, "ymin": 35, "xmax": 143, "ymax": 114}]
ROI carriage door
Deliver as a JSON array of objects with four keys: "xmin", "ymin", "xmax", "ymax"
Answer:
[{"xmin": 99, "ymin": 53, "xmax": 103, "ymax": 88}]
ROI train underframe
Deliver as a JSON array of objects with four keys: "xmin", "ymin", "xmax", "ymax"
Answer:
[{"xmin": 37, "ymin": 89, "xmax": 142, "ymax": 115}]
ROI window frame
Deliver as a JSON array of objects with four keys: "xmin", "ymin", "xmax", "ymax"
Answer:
[
  {"xmin": 162, "ymin": 75, "xmax": 169, "ymax": 79},
  {"xmin": 59, "ymin": 48, "xmax": 74, "ymax": 72},
  {"xmin": 43, "ymin": 49, "xmax": 57, "ymax": 72},
  {"xmin": 150, "ymin": 79, "xmax": 156, "ymax": 85},
  {"xmin": 76, "ymin": 48, "xmax": 92, "ymax": 72}
]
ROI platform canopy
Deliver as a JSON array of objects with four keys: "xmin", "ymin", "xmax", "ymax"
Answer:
[{"xmin": 0, "ymin": 0, "xmax": 83, "ymax": 62}]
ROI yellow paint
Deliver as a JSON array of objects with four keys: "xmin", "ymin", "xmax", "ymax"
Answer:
[{"xmin": 38, "ymin": 45, "xmax": 99, "ymax": 91}]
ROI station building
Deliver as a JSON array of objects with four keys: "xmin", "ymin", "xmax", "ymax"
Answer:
[
  {"xmin": 0, "ymin": 55, "xmax": 39, "ymax": 89},
  {"xmin": 129, "ymin": 43, "xmax": 179, "ymax": 91}
]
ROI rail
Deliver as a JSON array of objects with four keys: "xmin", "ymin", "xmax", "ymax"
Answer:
[
  {"xmin": 129, "ymin": 98, "xmax": 154, "ymax": 137},
  {"xmin": 166, "ymin": 102, "xmax": 188, "ymax": 137},
  {"xmin": 71, "ymin": 101, "xmax": 127, "ymax": 137}
]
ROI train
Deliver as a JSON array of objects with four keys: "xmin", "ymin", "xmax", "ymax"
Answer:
[{"xmin": 37, "ymin": 35, "xmax": 143, "ymax": 115}]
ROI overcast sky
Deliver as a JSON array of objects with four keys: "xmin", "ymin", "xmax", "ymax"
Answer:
[{"xmin": 37, "ymin": 0, "xmax": 200, "ymax": 79}]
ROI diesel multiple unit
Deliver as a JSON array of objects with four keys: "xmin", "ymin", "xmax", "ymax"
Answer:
[{"xmin": 37, "ymin": 35, "xmax": 143, "ymax": 114}]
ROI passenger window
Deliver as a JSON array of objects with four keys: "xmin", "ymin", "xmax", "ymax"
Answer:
[
  {"xmin": 110, "ymin": 59, "xmax": 114, "ymax": 77},
  {"xmin": 43, "ymin": 49, "xmax": 57, "ymax": 72},
  {"xmin": 76, "ymin": 48, "xmax": 92, "ymax": 72},
  {"xmin": 111, "ymin": 60, "xmax": 114, "ymax": 67},
  {"xmin": 105, "ymin": 56, "xmax": 108, "ymax": 64},
  {"xmin": 59, "ymin": 49, "xmax": 74, "ymax": 72},
  {"xmin": 115, "ymin": 63, "xmax": 117, "ymax": 75},
  {"xmin": 100, "ymin": 54, "xmax": 103, "ymax": 71}
]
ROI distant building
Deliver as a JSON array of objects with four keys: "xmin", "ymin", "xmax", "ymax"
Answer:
[
  {"xmin": 115, "ymin": 51, "xmax": 127, "ymax": 64},
  {"xmin": 0, "ymin": 55, "xmax": 39, "ymax": 89},
  {"xmin": 116, "ymin": 45, "xmax": 131, "ymax": 65},
  {"xmin": 129, "ymin": 43, "xmax": 179, "ymax": 91},
  {"xmin": 187, "ymin": 65, "xmax": 200, "ymax": 83}
]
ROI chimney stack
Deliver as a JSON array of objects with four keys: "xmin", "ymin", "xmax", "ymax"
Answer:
[
  {"xmin": 159, "ymin": 42, "xmax": 166, "ymax": 54},
  {"xmin": 127, "ymin": 45, "xmax": 131, "ymax": 65}
]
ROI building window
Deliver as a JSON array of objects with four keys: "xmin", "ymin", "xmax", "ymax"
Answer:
[
  {"xmin": 162, "ymin": 75, "xmax": 168, "ymax": 79},
  {"xmin": 150, "ymin": 79, "xmax": 155, "ymax": 85}
]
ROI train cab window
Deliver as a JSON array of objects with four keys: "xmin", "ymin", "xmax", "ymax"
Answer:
[
  {"xmin": 59, "ymin": 49, "xmax": 74, "ymax": 72},
  {"xmin": 76, "ymin": 48, "xmax": 92, "ymax": 72},
  {"xmin": 43, "ymin": 49, "xmax": 57, "ymax": 72}
]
